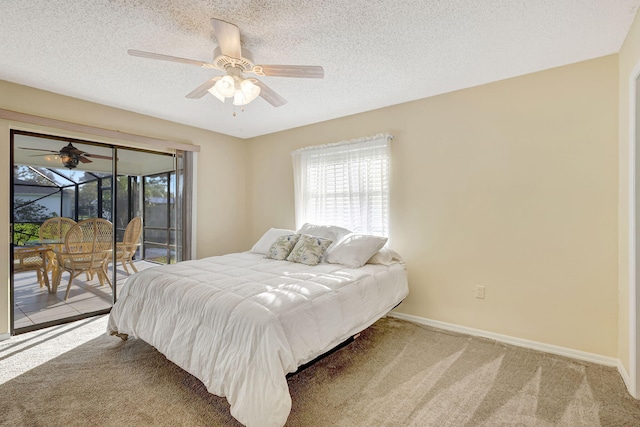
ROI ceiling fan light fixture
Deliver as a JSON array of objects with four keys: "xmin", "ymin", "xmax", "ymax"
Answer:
[
  {"xmin": 232, "ymin": 78, "xmax": 261, "ymax": 106},
  {"xmin": 60, "ymin": 153, "xmax": 79, "ymax": 169},
  {"xmin": 233, "ymin": 90, "xmax": 246, "ymax": 106},
  {"xmin": 216, "ymin": 75, "xmax": 236, "ymax": 98},
  {"xmin": 241, "ymin": 79, "xmax": 261, "ymax": 103},
  {"xmin": 59, "ymin": 144, "xmax": 79, "ymax": 169},
  {"xmin": 210, "ymin": 76, "xmax": 261, "ymax": 106}
]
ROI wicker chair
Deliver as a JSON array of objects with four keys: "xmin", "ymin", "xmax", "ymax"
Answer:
[
  {"xmin": 39, "ymin": 217, "xmax": 77, "ymax": 285},
  {"xmin": 40, "ymin": 217, "xmax": 77, "ymax": 242},
  {"xmin": 116, "ymin": 216, "xmax": 143, "ymax": 274},
  {"xmin": 13, "ymin": 246, "xmax": 50, "ymax": 292},
  {"xmin": 52, "ymin": 218, "xmax": 113, "ymax": 300}
]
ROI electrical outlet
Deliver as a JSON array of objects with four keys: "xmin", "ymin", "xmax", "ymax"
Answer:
[{"xmin": 475, "ymin": 285, "xmax": 485, "ymax": 299}]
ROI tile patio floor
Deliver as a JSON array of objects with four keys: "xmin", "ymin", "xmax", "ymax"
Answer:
[{"xmin": 13, "ymin": 260, "xmax": 159, "ymax": 329}]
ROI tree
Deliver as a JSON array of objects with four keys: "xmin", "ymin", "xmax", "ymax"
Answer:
[
  {"xmin": 13, "ymin": 198, "xmax": 54, "ymax": 222},
  {"xmin": 13, "ymin": 198, "xmax": 55, "ymax": 245},
  {"xmin": 14, "ymin": 165, "xmax": 57, "ymax": 185}
]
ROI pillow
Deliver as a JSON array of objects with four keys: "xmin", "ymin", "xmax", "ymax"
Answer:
[
  {"xmin": 296, "ymin": 223, "xmax": 351, "ymax": 242},
  {"xmin": 296, "ymin": 223, "xmax": 351, "ymax": 261},
  {"xmin": 265, "ymin": 234, "xmax": 300, "ymax": 260},
  {"xmin": 286, "ymin": 234, "xmax": 333, "ymax": 266},
  {"xmin": 250, "ymin": 228, "xmax": 296, "ymax": 254},
  {"xmin": 367, "ymin": 247, "xmax": 404, "ymax": 265},
  {"xmin": 325, "ymin": 233, "xmax": 388, "ymax": 268}
]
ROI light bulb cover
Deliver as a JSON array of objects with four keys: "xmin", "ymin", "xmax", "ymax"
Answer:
[
  {"xmin": 215, "ymin": 75, "xmax": 236, "ymax": 98},
  {"xmin": 233, "ymin": 90, "xmax": 246, "ymax": 106},
  {"xmin": 241, "ymin": 79, "xmax": 261, "ymax": 103},
  {"xmin": 209, "ymin": 76, "xmax": 261, "ymax": 106}
]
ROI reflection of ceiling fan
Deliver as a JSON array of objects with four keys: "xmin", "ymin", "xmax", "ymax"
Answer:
[
  {"xmin": 128, "ymin": 18, "xmax": 324, "ymax": 111},
  {"xmin": 19, "ymin": 143, "xmax": 113, "ymax": 169}
]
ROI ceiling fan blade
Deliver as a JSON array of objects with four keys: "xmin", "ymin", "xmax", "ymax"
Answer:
[
  {"xmin": 186, "ymin": 77, "xmax": 221, "ymax": 99},
  {"xmin": 18, "ymin": 147, "xmax": 59, "ymax": 154},
  {"xmin": 211, "ymin": 18, "xmax": 242, "ymax": 59},
  {"xmin": 78, "ymin": 156, "xmax": 92, "ymax": 164},
  {"xmin": 82, "ymin": 153, "xmax": 113, "ymax": 160},
  {"xmin": 254, "ymin": 80, "xmax": 287, "ymax": 107},
  {"xmin": 66, "ymin": 146, "xmax": 85, "ymax": 155},
  {"xmin": 254, "ymin": 65, "xmax": 324, "ymax": 78},
  {"xmin": 128, "ymin": 49, "xmax": 218, "ymax": 69}
]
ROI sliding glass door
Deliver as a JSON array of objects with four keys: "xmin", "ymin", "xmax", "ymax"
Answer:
[{"xmin": 10, "ymin": 130, "xmax": 181, "ymax": 333}]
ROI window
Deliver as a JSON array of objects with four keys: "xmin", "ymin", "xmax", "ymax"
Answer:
[{"xmin": 291, "ymin": 133, "xmax": 391, "ymax": 236}]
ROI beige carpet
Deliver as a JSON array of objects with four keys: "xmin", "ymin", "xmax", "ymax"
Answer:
[{"xmin": 1, "ymin": 315, "xmax": 640, "ymax": 426}]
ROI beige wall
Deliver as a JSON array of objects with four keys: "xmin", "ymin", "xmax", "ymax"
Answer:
[
  {"xmin": 247, "ymin": 55, "xmax": 619, "ymax": 357},
  {"xmin": 618, "ymin": 10, "xmax": 640, "ymax": 378},
  {"xmin": 0, "ymin": 80, "xmax": 249, "ymax": 335},
  {"xmin": 0, "ymin": 53, "xmax": 622, "ymax": 360}
]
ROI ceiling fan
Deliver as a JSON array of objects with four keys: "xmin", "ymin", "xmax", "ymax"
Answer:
[
  {"xmin": 19, "ymin": 143, "xmax": 113, "ymax": 169},
  {"xmin": 128, "ymin": 18, "xmax": 324, "ymax": 111}
]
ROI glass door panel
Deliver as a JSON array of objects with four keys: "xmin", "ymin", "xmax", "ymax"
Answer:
[
  {"xmin": 11, "ymin": 133, "xmax": 116, "ymax": 332},
  {"xmin": 142, "ymin": 165, "xmax": 177, "ymax": 265},
  {"xmin": 10, "ymin": 131, "xmax": 179, "ymax": 334}
]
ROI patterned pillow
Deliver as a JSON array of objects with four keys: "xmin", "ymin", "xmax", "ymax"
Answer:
[
  {"xmin": 296, "ymin": 223, "xmax": 351, "ymax": 261},
  {"xmin": 286, "ymin": 234, "xmax": 333, "ymax": 266},
  {"xmin": 265, "ymin": 234, "xmax": 300, "ymax": 260},
  {"xmin": 251, "ymin": 228, "xmax": 296, "ymax": 254}
]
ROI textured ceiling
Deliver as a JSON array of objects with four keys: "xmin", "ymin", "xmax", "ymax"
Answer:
[{"xmin": 1, "ymin": 0, "xmax": 639, "ymax": 139}]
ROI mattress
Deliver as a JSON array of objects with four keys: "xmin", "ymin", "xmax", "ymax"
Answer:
[{"xmin": 107, "ymin": 252, "xmax": 408, "ymax": 427}]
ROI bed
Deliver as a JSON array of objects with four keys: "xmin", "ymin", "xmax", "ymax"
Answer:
[{"xmin": 107, "ymin": 227, "xmax": 408, "ymax": 427}]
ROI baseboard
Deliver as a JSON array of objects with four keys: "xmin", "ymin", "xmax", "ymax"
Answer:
[
  {"xmin": 388, "ymin": 312, "xmax": 619, "ymax": 368},
  {"xmin": 0, "ymin": 333, "xmax": 10, "ymax": 341},
  {"xmin": 618, "ymin": 359, "xmax": 634, "ymax": 395}
]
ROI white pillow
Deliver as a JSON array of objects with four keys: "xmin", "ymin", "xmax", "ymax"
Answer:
[
  {"xmin": 250, "ymin": 228, "xmax": 296, "ymax": 254},
  {"xmin": 296, "ymin": 223, "xmax": 351, "ymax": 241},
  {"xmin": 367, "ymin": 247, "xmax": 404, "ymax": 265},
  {"xmin": 296, "ymin": 223, "xmax": 352, "ymax": 260},
  {"xmin": 325, "ymin": 233, "xmax": 388, "ymax": 269}
]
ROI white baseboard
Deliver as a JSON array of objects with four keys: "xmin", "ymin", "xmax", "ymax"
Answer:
[
  {"xmin": 618, "ymin": 359, "xmax": 634, "ymax": 395},
  {"xmin": 0, "ymin": 333, "xmax": 10, "ymax": 341},
  {"xmin": 388, "ymin": 312, "xmax": 619, "ymax": 368}
]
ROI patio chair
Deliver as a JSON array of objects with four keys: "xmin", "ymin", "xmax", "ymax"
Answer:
[
  {"xmin": 39, "ymin": 217, "xmax": 77, "ymax": 242},
  {"xmin": 39, "ymin": 217, "xmax": 77, "ymax": 285},
  {"xmin": 116, "ymin": 216, "xmax": 143, "ymax": 274},
  {"xmin": 52, "ymin": 218, "xmax": 113, "ymax": 300},
  {"xmin": 13, "ymin": 246, "xmax": 50, "ymax": 292}
]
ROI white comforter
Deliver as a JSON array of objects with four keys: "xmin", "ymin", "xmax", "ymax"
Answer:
[{"xmin": 107, "ymin": 252, "xmax": 408, "ymax": 427}]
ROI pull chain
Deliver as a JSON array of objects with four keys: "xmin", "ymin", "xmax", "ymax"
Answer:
[{"xmin": 232, "ymin": 106, "xmax": 246, "ymax": 117}]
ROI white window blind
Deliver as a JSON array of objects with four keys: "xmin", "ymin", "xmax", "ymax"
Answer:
[{"xmin": 291, "ymin": 133, "xmax": 391, "ymax": 236}]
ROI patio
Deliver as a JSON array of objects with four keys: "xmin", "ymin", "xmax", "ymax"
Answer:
[{"xmin": 13, "ymin": 260, "xmax": 158, "ymax": 328}]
